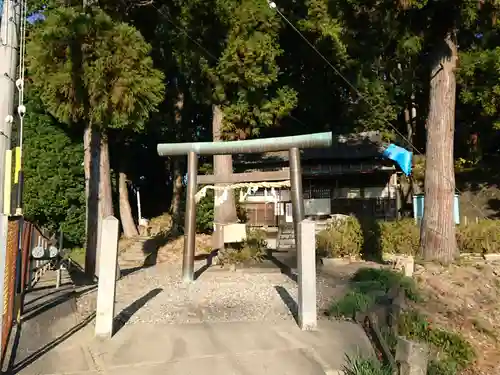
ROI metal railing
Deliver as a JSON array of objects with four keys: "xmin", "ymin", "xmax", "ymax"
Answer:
[{"xmin": 0, "ymin": 215, "xmax": 62, "ymax": 366}]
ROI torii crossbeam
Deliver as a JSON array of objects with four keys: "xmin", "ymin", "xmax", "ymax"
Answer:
[{"xmin": 157, "ymin": 132, "xmax": 334, "ymax": 282}]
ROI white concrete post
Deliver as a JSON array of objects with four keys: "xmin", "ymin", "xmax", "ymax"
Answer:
[
  {"xmin": 298, "ymin": 219, "xmax": 317, "ymax": 330},
  {"xmin": 95, "ymin": 216, "xmax": 120, "ymax": 339},
  {"xmin": 396, "ymin": 337, "xmax": 429, "ymax": 375}
]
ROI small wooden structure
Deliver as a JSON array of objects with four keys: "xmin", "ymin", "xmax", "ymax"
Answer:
[{"xmin": 233, "ymin": 131, "xmax": 399, "ymax": 227}]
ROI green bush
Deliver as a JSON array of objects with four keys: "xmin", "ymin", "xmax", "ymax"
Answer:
[
  {"xmin": 317, "ymin": 216, "xmax": 500, "ymax": 257},
  {"xmin": 195, "ymin": 190, "xmax": 214, "ymax": 233},
  {"xmin": 329, "ymin": 290, "xmax": 375, "ymax": 318},
  {"xmin": 217, "ymin": 228, "xmax": 267, "ymax": 265},
  {"xmin": 329, "ymin": 268, "xmax": 421, "ymax": 319},
  {"xmin": 456, "ymin": 219, "xmax": 500, "ymax": 254},
  {"xmin": 379, "ymin": 220, "xmax": 420, "ymax": 255},
  {"xmin": 399, "ymin": 310, "xmax": 476, "ymax": 374},
  {"xmin": 351, "ymin": 268, "xmax": 421, "ymax": 302},
  {"xmin": 330, "ymin": 269, "xmax": 476, "ymax": 375},
  {"xmin": 195, "ymin": 188, "xmax": 248, "ymax": 234},
  {"xmin": 317, "ymin": 217, "xmax": 364, "ymax": 258}
]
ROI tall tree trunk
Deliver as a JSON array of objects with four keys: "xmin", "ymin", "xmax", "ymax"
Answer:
[
  {"xmin": 419, "ymin": 32, "xmax": 458, "ymax": 264},
  {"xmin": 212, "ymin": 105, "xmax": 237, "ymax": 249},
  {"xmin": 119, "ymin": 168, "xmax": 139, "ymax": 238},
  {"xmin": 97, "ymin": 131, "xmax": 121, "ymax": 278},
  {"xmin": 170, "ymin": 89, "xmax": 184, "ymax": 232},
  {"xmin": 84, "ymin": 124, "xmax": 101, "ymax": 278},
  {"xmin": 99, "ymin": 132, "xmax": 114, "ymax": 219},
  {"xmin": 170, "ymin": 158, "xmax": 183, "ymax": 232}
]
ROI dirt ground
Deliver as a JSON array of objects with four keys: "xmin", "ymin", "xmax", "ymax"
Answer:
[{"xmin": 413, "ymin": 259, "xmax": 500, "ymax": 375}]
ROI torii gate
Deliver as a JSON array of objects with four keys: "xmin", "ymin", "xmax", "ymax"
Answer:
[{"xmin": 157, "ymin": 132, "xmax": 333, "ymax": 283}]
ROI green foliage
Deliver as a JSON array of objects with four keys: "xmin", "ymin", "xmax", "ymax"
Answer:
[
  {"xmin": 317, "ymin": 218, "xmax": 419, "ymax": 258},
  {"xmin": 217, "ymin": 228, "xmax": 267, "ymax": 265},
  {"xmin": 317, "ymin": 217, "xmax": 500, "ymax": 257},
  {"xmin": 351, "ymin": 268, "xmax": 421, "ymax": 302},
  {"xmin": 23, "ymin": 93, "xmax": 85, "ymax": 246},
  {"xmin": 316, "ymin": 217, "xmax": 363, "ymax": 258},
  {"xmin": 194, "ymin": 188, "xmax": 247, "ymax": 234},
  {"xmin": 196, "ymin": 190, "xmax": 214, "ymax": 233},
  {"xmin": 459, "ymin": 47, "xmax": 500, "ymax": 124},
  {"xmin": 329, "ymin": 268, "xmax": 420, "ymax": 318},
  {"xmin": 456, "ymin": 219, "xmax": 500, "ymax": 254},
  {"xmin": 343, "ymin": 355, "xmax": 392, "ymax": 375},
  {"xmin": 330, "ymin": 268, "xmax": 474, "ymax": 375},
  {"xmin": 378, "ymin": 220, "xmax": 421, "ymax": 255},
  {"xmin": 26, "ymin": 6, "xmax": 165, "ymax": 131},
  {"xmin": 329, "ymin": 290, "xmax": 375, "ymax": 318},
  {"xmin": 168, "ymin": 0, "xmax": 298, "ymax": 139},
  {"xmin": 399, "ymin": 310, "xmax": 476, "ymax": 373}
]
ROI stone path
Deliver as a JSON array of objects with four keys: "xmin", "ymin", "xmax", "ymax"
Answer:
[{"xmin": 8, "ymin": 260, "xmax": 375, "ymax": 375}]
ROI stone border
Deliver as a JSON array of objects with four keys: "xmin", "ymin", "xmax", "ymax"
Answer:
[{"xmin": 322, "ymin": 252, "xmax": 500, "ymax": 265}]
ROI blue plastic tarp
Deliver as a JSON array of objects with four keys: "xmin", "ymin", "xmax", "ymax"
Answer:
[{"xmin": 382, "ymin": 143, "xmax": 412, "ymax": 176}]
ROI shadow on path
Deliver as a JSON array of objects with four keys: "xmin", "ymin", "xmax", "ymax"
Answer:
[
  {"xmin": 275, "ymin": 286, "xmax": 298, "ymax": 325},
  {"xmin": 8, "ymin": 312, "xmax": 96, "ymax": 374},
  {"xmin": 194, "ymin": 250, "xmax": 218, "ymax": 280},
  {"xmin": 113, "ymin": 288, "xmax": 163, "ymax": 334},
  {"xmin": 22, "ymin": 285, "xmax": 97, "ymax": 323}
]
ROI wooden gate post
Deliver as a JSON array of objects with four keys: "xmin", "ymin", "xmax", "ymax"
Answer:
[{"xmin": 182, "ymin": 151, "xmax": 198, "ymax": 283}]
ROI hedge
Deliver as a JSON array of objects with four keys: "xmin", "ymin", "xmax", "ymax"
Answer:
[{"xmin": 317, "ymin": 217, "xmax": 500, "ymax": 258}]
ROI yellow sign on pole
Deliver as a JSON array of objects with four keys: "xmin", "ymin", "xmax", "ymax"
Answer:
[{"xmin": 3, "ymin": 150, "xmax": 12, "ymax": 215}]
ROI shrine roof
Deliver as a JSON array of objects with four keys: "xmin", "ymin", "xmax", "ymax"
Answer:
[{"xmin": 233, "ymin": 131, "xmax": 386, "ymax": 165}]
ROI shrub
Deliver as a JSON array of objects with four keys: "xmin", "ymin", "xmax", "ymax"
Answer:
[
  {"xmin": 317, "ymin": 218, "xmax": 419, "ymax": 258},
  {"xmin": 318, "ymin": 216, "xmax": 500, "ymax": 257},
  {"xmin": 351, "ymin": 268, "xmax": 421, "ymax": 302},
  {"xmin": 379, "ymin": 220, "xmax": 420, "ymax": 255},
  {"xmin": 456, "ymin": 219, "xmax": 500, "ymax": 254},
  {"xmin": 329, "ymin": 290, "xmax": 375, "ymax": 318},
  {"xmin": 317, "ymin": 217, "xmax": 364, "ymax": 258},
  {"xmin": 217, "ymin": 228, "xmax": 267, "ymax": 265},
  {"xmin": 399, "ymin": 309, "xmax": 476, "ymax": 374},
  {"xmin": 329, "ymin": 268, "xmax": 421, "ymax": 319},
  {"xmin": 195, "ymin": 189, "xmax": 248, "ymax": 234}
]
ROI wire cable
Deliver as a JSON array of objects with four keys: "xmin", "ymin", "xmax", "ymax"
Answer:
[
  {"xmin": 149, "ymin": 1, "xmax": 489, "ymax": 232},
  {"xmin": 269, "ymin": 0, "xmax": 489, "ymax": 222}
]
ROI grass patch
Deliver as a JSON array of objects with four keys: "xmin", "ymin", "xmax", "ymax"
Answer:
[
  {"xmin": 65, "ymin": 247, "xmax": 85, "ymax": 268},
  {"xmin": 217, "ymin": 229, "xmax": 267, "ymax": 266},
  {"xmin": 329, "ymin": 267, "xmax": 420, "ymax": 319},
  {"xmin": 330, "ymin": 268, "xmax": 476, "ymax": 375},
  {"xmin": 343, "ymin": 356, "xmax": 392, "ymax": 375},
  {"xmin": 399, "ymin": 310, "xmax": 476, "ymax": 372}
]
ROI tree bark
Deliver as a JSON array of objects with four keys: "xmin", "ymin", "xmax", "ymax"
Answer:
[
  {"xmin": 170, "ymin": 158, "xmax": 183, "ymax": 231},
  {"xmin": 84, "ymin": 124, "xmax": 101, "ymax": 278},
  {"xmin": 419, "ymin": 31, "xmax": 458, "ymax": 264},
  {"xmin": 170, "ymin": 88, "xmax": 185, "ymax": 232},
  {"xmin": 119, "ymin": 169, "xmax": 139, "ymax": 238},
  {"xmin": 99, "ymin": 132, "xmax": 114, "ymax": 219},
  {"xmin": 98, "ymin": 131, "xmax": 121, "ymax": 278},
  {"xmin": 212, "ymin": 105, "xmax": 238, "ymax": 249}
]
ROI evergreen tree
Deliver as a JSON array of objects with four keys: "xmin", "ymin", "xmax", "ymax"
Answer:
[
  {"xmin": 26, "ymin": 6, "xmax": 165, "ymax": 275},
  {"xmin": 23, "ymin": 91, "xmax": 86, "ymax": 247}
]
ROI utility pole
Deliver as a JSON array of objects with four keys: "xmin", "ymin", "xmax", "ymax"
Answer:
[{"xmin": 0, "ymin": 0, "xmax": 21, "ymax": 212}]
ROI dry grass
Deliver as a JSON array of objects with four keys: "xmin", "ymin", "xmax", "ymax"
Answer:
[
  {"xmin": 413, "ymin": 261, "xmax": 500, "ymax": 375},
  {"xmin": 154, "ymin": 233, "xmax": 212, "ymax": 263}
]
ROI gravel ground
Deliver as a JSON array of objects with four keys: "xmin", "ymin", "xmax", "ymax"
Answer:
[{"xmin": 75, "ymin": 261, "xmax": 349, "ymax": 325}]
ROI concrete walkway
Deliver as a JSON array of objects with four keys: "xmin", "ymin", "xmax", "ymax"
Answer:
[{"xmin": 7, "ymin": 263, "xmax": 374, "ymax": 375}]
